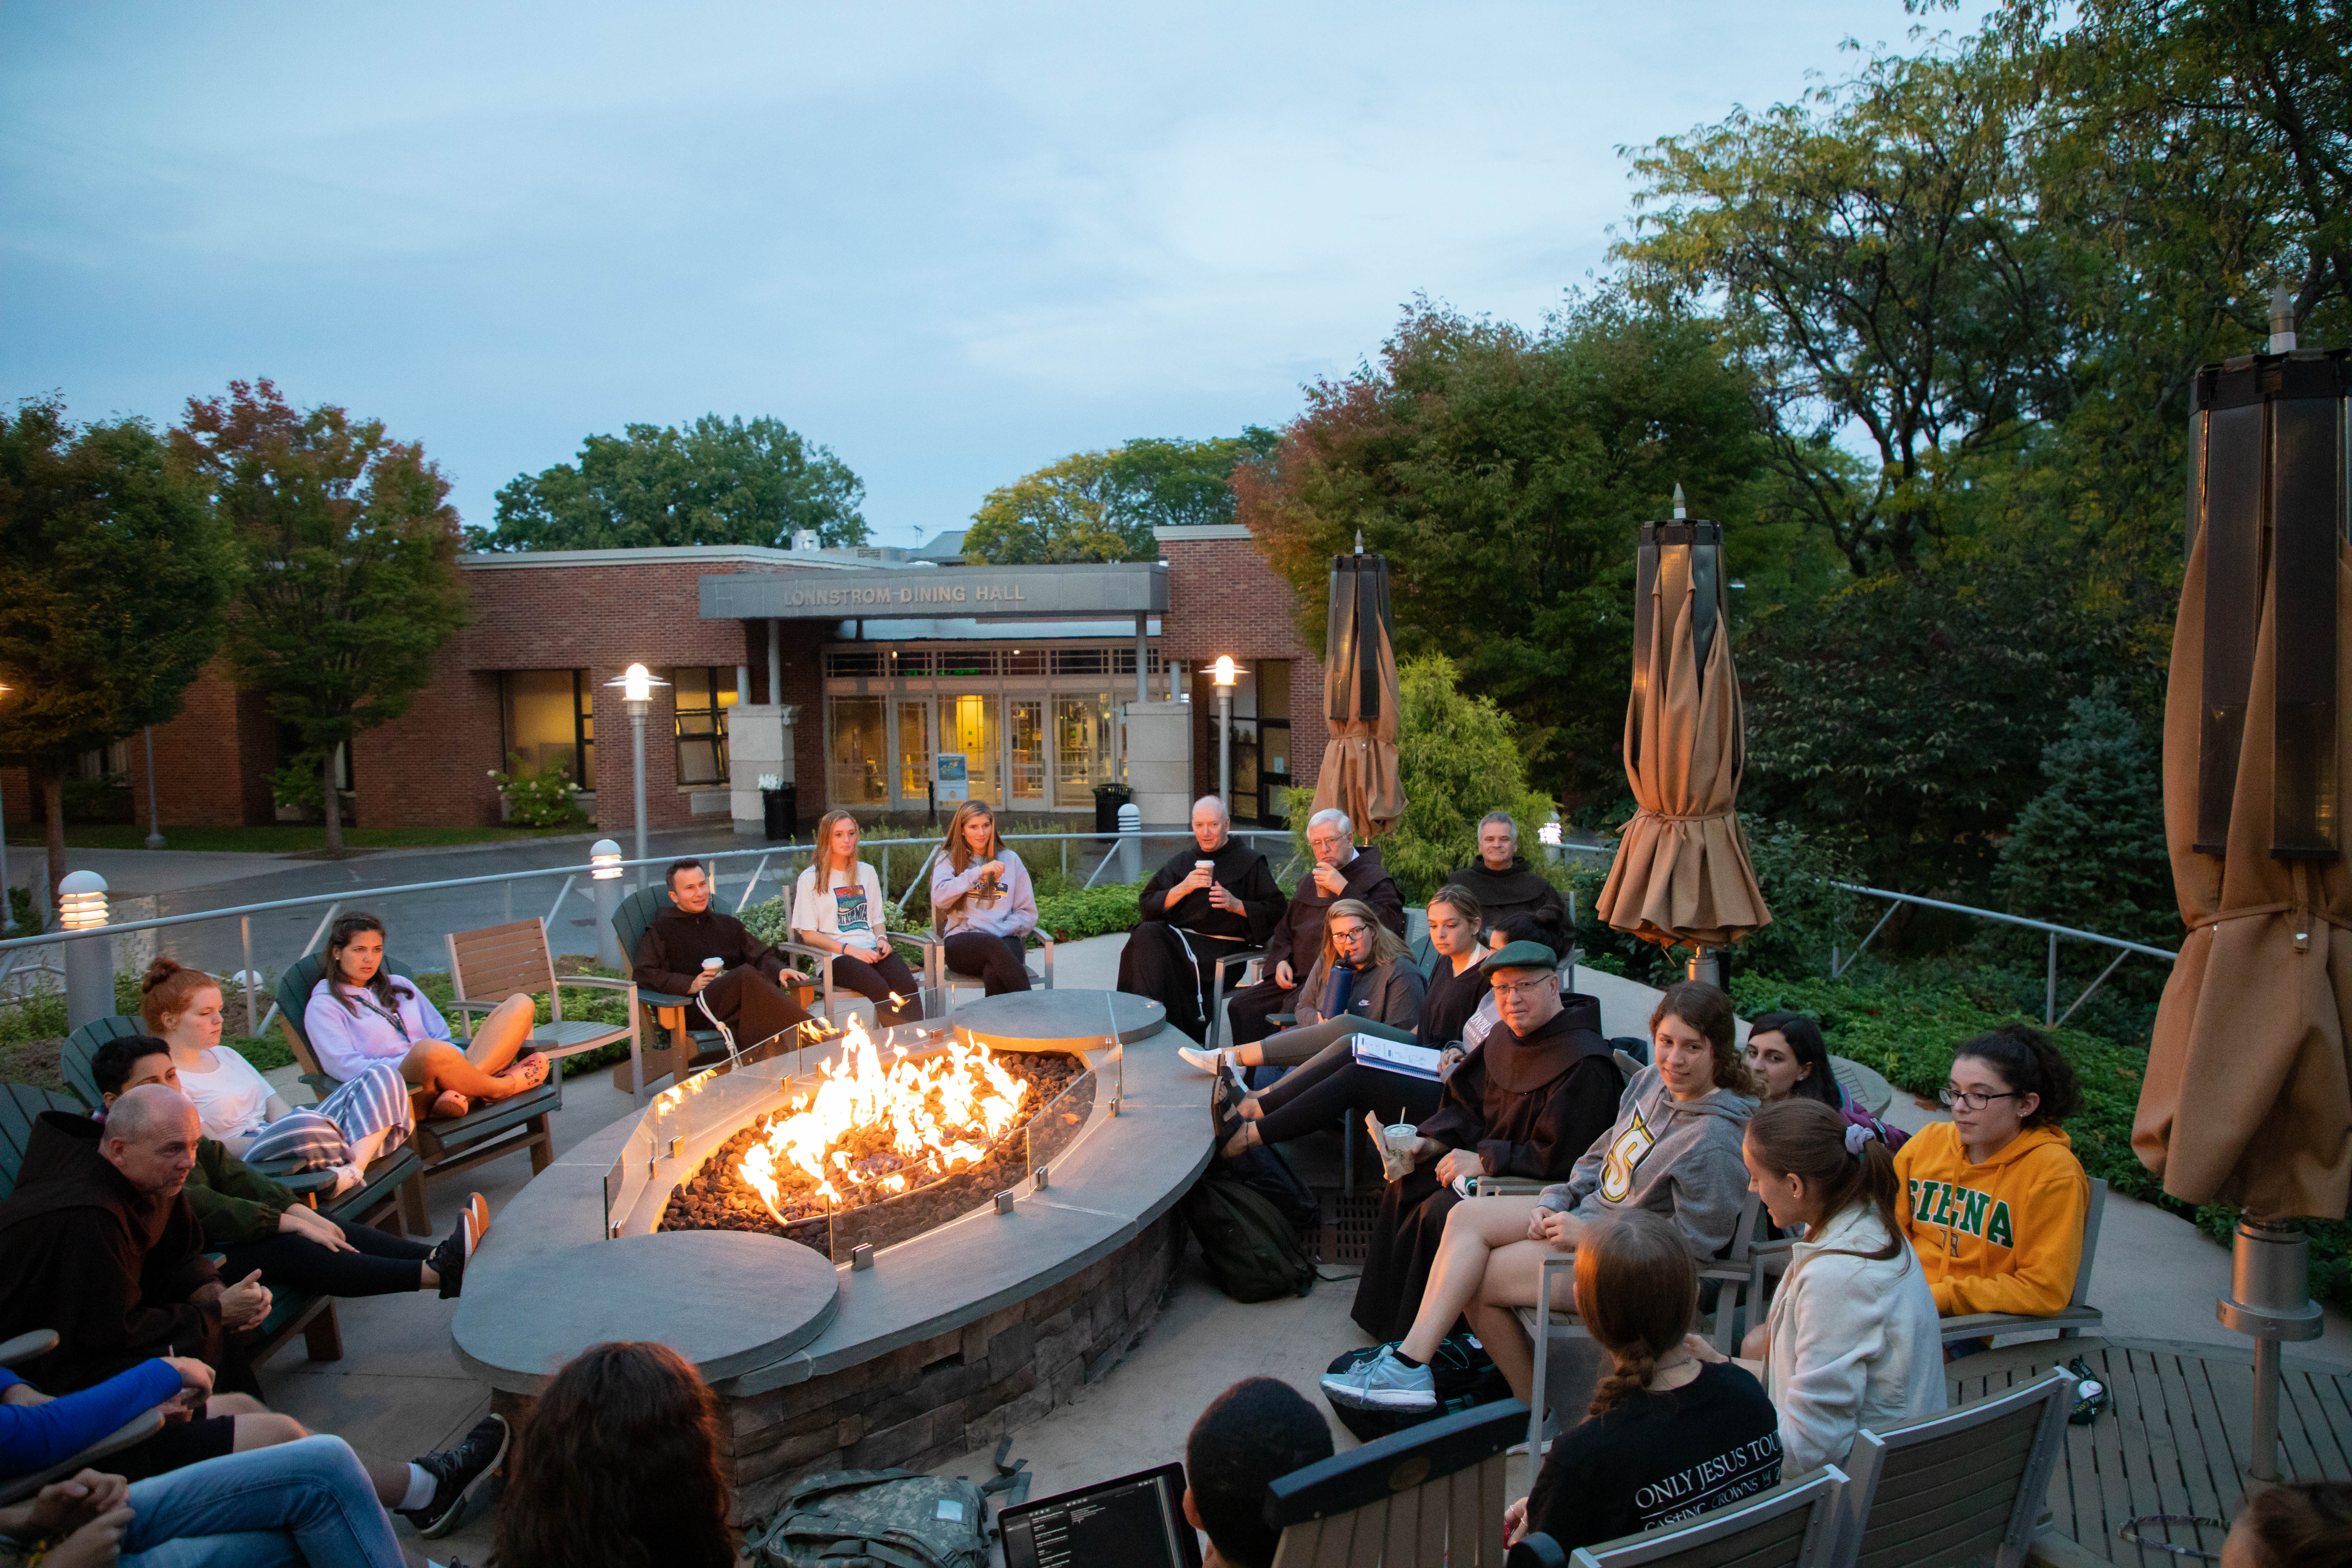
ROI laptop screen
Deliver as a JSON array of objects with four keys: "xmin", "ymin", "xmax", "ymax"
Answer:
[{"xmin": 999, "ymin": 1461, "xmax": 1203, "ymax": 1568}]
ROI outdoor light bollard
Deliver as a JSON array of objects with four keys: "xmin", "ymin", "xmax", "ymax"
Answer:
[
  {"xmin": 1116, "ymin": 802, "xmax": 1141, "ymax": 883},
  {"xmin": 589, "ymin": 839, "xmax": 627, "ymax": 971},
  {"xmin": 2218, "ymin": 1217, "xmax": 2325, "ymax": 1480},
  {"xmin": 58, "ymin": 870, "xmax": 113, "ymax": 1032}
]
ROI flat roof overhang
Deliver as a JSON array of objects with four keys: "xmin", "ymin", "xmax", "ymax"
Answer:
[{"xmin": 700, "ymin": 561, "xmax": 1169, "ymax": 621}]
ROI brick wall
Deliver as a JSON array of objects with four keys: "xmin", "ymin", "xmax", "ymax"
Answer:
[{"xmin": 1154, "ymin": 533, "xmax": 1327, "ymax": 809}]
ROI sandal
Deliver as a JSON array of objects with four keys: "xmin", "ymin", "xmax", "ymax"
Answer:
[{"xmin": 431, "ymin": 1090, "xmax": 471, "ymax": 1120}]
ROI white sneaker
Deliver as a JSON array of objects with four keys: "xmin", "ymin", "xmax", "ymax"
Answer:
[
  {"xmin": 1320, "ymin": 1345, "xmax": 1437, "ymax": 1410},
  {"xmin": 1176, "ymin": 1044, "xmax": 1229, "ymax": 1075}
]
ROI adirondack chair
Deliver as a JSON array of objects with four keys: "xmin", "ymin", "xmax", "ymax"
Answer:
[
  {"xmin": 1831, "ymin": 1368, "xmax": 2074, "ymax": 1568},
  {"xmin": 0, "ymin": 1329, "xmax": 164, "ymax": 1507},
  {"xmin": 275, "ymin": 952, "xmax": 556, "ymax": 1186},
  {"xmin": 445, "ymin": 918, "xmax": 643, "ymax": 1099},
  {"xmin": 1265, "ymin": 1398, "xmax": 1528, "ymax": 1567},
  {"xmin": 898, "ymin": 925, "xmax": 1057, "ymax": 1001},
  {"xmin": 0, "ymin": 1081, "xmax": 345, "ymax": 1373},
  {"xmin": 59, "ymin": 1016, "xmax": 427, "ymax": 1235},
  {"xmin": 610, "ymin": 884, "xmax": 834, "ymax": 1092},
  {"xmin": 1511, "ymin": 1466, "xmax": 1848, "ymax": 1568}
]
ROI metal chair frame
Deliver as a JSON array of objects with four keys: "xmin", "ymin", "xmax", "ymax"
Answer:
[
  {"xmin": 444, "ymin": 917, "xmax": 643, "ymax": 1100},
  {"xmin": 1831, "ymin": 1369, "xmax": 2073, "ymax": 1568}
]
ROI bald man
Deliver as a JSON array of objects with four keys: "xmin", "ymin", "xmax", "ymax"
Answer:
[
  {"xmin": 0, "ymin": 1085, "xmax": 271, "ymax": 1399},
  {"xmin": 1117, "ymin": 796, "xmax": 1287, "ymax": 1041}
]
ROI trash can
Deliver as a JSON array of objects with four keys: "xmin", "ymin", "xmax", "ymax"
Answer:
[
  {"xmin": 762, "ymin": 785, "xmax": 798, "ymax": 841},
  {"xmin": 1092, "ymin": 783, "xmax": 1132, "ymax": 835}
]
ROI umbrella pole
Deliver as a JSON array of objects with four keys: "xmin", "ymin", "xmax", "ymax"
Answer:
[
  {"xmin": 1685, "ymin": 946, "xmax": 1720, "ymax": 988},
  {"xmin": 2216, "ymin": 1217, "xmax": 2325, "ymax": 1479}
]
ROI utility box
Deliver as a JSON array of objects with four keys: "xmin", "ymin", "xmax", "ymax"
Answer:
[
  {"xmin": 1120, "ymin": 700, "xmax": 1194, "ymax": 829},
  {"xmin": 730, "ymin": 705, "xmax": 798, "ymax": 837}
]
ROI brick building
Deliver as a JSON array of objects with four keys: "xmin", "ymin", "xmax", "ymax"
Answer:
[{"xmin": 2, "ymin": 524, "xmax": 1328, "ymax": 837}]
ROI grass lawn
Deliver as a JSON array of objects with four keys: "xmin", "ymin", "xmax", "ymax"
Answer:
[{"xmin": 6, "ymin": 824, "xmax": 583, "ymax": 854}]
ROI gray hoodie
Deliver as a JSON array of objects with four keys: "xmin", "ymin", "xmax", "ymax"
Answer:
[{"xmin": 1535, "ymin": 1064, "xmax": 1757, "ymax": 1260}]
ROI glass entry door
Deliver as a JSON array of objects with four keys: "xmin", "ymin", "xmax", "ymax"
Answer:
[
  {"xmin": 895, "ymin": 702, "xmax": 932, "ymax": 810},
  {"xmin": 938, "ymin": 694, "xmax": 1001, "ymax": 808}
]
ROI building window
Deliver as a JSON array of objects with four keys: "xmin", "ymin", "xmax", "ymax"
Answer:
[
  {"xmin": 1258, "ymin": 660, "xmax": 1292, "ymax": 823},
  {"xmin": 667, "ymin": 667, "xmax": 735, "ymax": 786},
  {"xmin": 498, "ymin": 670, "xmax": 594, "ymax": 790},
  {"xmin": 1054, "ymin": 695, "xmax": 1114, "ymax": 808},
  {"xmin": 830, "ymin": 696, "xmax": 887, "ymax": 804},
  {"xmin": 1008, "ymin": 700, "xmax": 1045, "ymax": 803}
]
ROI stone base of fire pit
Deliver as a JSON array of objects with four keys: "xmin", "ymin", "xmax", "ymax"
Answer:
[{"xmin": 450, "ymin": 991, "xmax": 1208, "ymax": 1514}]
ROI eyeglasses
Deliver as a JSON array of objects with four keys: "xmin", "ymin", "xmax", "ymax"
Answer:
[
  {"xmin": 1328, "ymin": 925, "xmax": 1369, "ymax": 944},
  {"xmin": 1492, "ymin": 976, "xmax": 1556, "ymax": 1000},
  {"xmin": 1938, "ymin": 1086, "xmax": 2021, "ymax": 1112}
]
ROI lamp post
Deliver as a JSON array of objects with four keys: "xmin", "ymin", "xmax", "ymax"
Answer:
[
  {"xmin": 1211, "ymin": 656, "xmax": 1238, "ymax": 809},
  {"xmin": 590, "ymin": 838, "xmax": 627, "ymax": 969},
  {"xmin": 143, "ymin": 726, "xmax": 164, "ymax": 849},
  {"xmin": 604, "ymin": 664, "xmax": 668, "ymax": 891},
  {"xmin": 59, "ymin": 869, "xmax": 111, "ymax": 1030},
  {"xmin": 0, "ymin": 681, "xmax": 12, "ymax": 935}
]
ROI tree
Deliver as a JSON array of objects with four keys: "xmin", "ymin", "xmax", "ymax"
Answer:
[
  {"xmin": 963, "ymin": 429, "xmax": 1279, "ymax": 565},
  {"xmin": 1294, "ymin": 653, "xmax": 1556, "ymax": 904},
  {"xmin": 1237, "ymin": 291, "xmax": 1775, "ymax": 796},
  {"xmin": 1618, "ymin": 37, "xmax": 2073, "ymax": 576},
  {"xmin": 472, "ymin": 414, "xmax": 867, "ymax": 552},
  {"xmin": 0, "ymin": 397, "xmax": 233, "ymax": 903},
  {"xmin": 174, "ymin": 380, "xmax": 469, "ymax": 854},
  {"xmin": 1993, "ymin": 689, "xmax": 2175, "ymax": 949}
]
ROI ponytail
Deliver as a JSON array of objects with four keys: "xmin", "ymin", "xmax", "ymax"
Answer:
[
  {"xmin": 1745, "ymin": 1099, "xmax": 1903, "ymax": 1264},
  {"xmin": 1953, "ymin": 1023, "xmax": 2081, "ymax": 1127},
  {"xmin": 1573, "ymin": 1211, "xmax": 1698, "ymax": 1419}
]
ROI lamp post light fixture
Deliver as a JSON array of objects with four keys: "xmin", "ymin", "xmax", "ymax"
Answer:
[
  {"xmin": 1211, "ymin": 656, "xmax": 1239, "ymax": 810},
  {"xmin": 58, "ymin": 869, "xmax": 113, "ymax": 1030},
  {"xmin": 604, "ymin": 664, "xmax": 669, "ymax": 889}
]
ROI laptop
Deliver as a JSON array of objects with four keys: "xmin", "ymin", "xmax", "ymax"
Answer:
[{"xmin": 998, "ymin": 1461, "xmax": 1203, "ymax": 1568}]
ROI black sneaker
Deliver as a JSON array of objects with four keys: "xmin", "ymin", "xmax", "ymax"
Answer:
[
  {"xmin": 426, "ymin": 1209, "xmax": 478, "ymax": 1301},
  {"xmin": 402, "ymin": 1414, "xmax": 509, "ymax": 1538}
]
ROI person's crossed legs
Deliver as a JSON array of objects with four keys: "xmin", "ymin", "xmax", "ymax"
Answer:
[{"xmin": 400, "ymin": 992, "xmax": 542, "ymax": 1117}]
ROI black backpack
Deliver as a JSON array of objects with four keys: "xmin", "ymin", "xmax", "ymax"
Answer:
[{"xmin": 1182, "ymin": 1174, "xmax": 1316, "ymax": 1302}]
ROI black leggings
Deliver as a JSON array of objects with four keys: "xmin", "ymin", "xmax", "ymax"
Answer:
[
  {"xmin": 944, "ymin": 932, "xmax": 1031, "ymax": 995},
  {"xmin": 831, "ymin": 949, "xmax": 924, "ymax": 1023},
  {"xmin": 1251, "ymin": 1039, "xmax": 1442, "ymax": 1145},
  {"xmin": 220, "ymin": 1216, "xmax": 435, "ymax": 1298}
]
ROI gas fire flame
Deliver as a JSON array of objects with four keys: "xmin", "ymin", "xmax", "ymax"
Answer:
[{"xmin": 736, "ymin": 1016, "xmax": 1026, "ymax": 1221}]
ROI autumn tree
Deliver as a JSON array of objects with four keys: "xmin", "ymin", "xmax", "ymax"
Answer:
[
  {"xmin": 175, "ymin": 380, "xmax": 469, "ymax": 854},
  {"xmin": 0, "ymin": 397, "xmax": 233, "ymax": 905}
]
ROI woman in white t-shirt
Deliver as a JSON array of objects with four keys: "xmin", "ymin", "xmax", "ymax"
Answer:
[
  {"xmin": 141, "ymin": 958, "xmax": 414, "ymax": 1191},
  {"xmin": 790, "ymin": 808, "xmax": 922, "ymax": 1026}
]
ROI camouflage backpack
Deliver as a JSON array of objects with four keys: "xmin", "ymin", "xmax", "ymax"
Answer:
[{"xmin": 748, "ymin": 1469, "xmax": 993, "ymax": 1568}]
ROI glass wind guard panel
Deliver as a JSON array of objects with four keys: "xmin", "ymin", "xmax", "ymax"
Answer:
[{"xmin": 1026, "ymin": 1063, "xmax": 1099, "ymax": 1181}]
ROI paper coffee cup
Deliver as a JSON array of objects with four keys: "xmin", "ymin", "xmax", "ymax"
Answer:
[
  {"xmin": 1383, "ymin": 1123, "xmax": 1417, "ymax": 1154},
  {"xmin": 702, "ymin": 957, "xmax": 724, "ymax": 972},
  {"xmin": 1195, "ymin": 859, "xmax": 1214, "ymax": 873}
]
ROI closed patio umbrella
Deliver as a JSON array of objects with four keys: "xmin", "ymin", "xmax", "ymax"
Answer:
[
  {"xmin": 1310, "ymin": 544, "xmax": 1404, "ymax": 839},
  {"xmin": 2132, "ymin": 308, "xmax": 2349, "ymax": 1478},
  {"xmin": 1597, "ymin": 489, "xmax": 1771, "ymax": 963}
]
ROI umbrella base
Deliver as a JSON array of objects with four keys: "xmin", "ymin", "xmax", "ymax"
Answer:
[{"xmin": 2217, "ymin": 1219, "xmax": 2326, "ymax": 1481}]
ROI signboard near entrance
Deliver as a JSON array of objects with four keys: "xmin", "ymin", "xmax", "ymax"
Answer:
[{"xmin": 937, "ymin": 753, "xmax": 969, "ymax": 803}]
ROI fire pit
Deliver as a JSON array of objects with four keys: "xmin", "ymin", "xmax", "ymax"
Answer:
[{"xmin": 657, "ymin": 1022, "xmax": 1092, "ymax": 1259}]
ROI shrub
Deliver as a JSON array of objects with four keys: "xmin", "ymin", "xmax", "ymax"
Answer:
[
  {"xmin": 1561, "ymin": 817, "xmax": 1856, "ymax": 989},
  {"xmin": 489, "ymin": 755, "xmax": 588, "ymax": 829}
]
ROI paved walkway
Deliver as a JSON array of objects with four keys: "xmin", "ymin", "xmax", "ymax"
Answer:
[{"xmin": 227, "ymin": 930, "xmax": 2348, "ymax": 1563}]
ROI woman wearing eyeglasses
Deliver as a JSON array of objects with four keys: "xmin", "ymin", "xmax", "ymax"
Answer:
[{"xmin": 1893, "ymin": 1023, "xmax": 2088, "ymax": 1324}]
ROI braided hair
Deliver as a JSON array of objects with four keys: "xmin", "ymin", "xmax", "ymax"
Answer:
[{"xmin": 1573, "ymin": 1210, "xmax": 1698, "ymax": 1419}]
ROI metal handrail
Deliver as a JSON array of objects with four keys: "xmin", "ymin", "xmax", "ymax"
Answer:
[
  {"xmin": 0, "ymin": 828, "xmax": 1292, "ymax": 957},
  {"xmin": 1826, "ymin": 881, "xmax": 2177, "ymax": 1028}
]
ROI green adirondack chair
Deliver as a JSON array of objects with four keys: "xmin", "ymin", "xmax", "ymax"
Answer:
[
  {"xmin": 0, "ymin": 1080, "xmax": 345, "ymax": 1373},
  {"xmin": 59, "ymin": 1016, "xmax": 427, "ymax": 1236},
  {"xmin": 274, "ymin": 952, "xmax": 557, "ymax": 1186}
]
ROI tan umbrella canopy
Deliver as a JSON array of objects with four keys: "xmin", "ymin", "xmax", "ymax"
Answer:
[
  {"xmin": 2133, "ymin": 346, "xmax": 2352, "ymax": 1226},
  {"xmin": 1309, "ymin": 547, "xmax": 1404, "ymax": 840},
  {"xmin": 1597, "ymin": 493, "xmax": 1771, "ymax": 954}
]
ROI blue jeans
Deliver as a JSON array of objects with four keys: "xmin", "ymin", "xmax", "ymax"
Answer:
[{"xmin": 118, "ymin": 1435, "xmax": 404, "ymax": 1568}]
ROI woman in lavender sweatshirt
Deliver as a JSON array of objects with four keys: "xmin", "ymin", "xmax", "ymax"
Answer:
[
  {"xmin": 929, "ymin": 802, "xmax": 1039, "ymax": 996},
  {"xmin": 304, "ymin": 912, "xmax": 547, "ymax": 1122}
]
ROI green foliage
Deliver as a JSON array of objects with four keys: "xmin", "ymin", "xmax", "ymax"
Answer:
[
  {"xmin": 1560, "ymin": 819, "xmax": 1856, "ymax": 989},
  {"xmin": 1993, "ymin": 690, "xmax": 2174, "ymax": 948},
  {"xmin": 963, "ymin": 430, "xmax": 1276, "ymax": 565},
  {"xmin": 1362, "ymin": 654, "xmax": 1559, "ymax": 904},
  {"xmin": 1032, "ymin": 881, "xmax": 1146, "ymax": 944},
  {"xmin": 489, "ymin": 754, "xmax": 588, "ymax": 830},
  {"xmin": 472, "ymin": 414, "xmax": 867, "ymax": 552},
  {"xmin": 0, "ymin": 397, "xmax": 236, "ymax": 883},
  {"xmin": 175, "ymin": 379, "xmax": 470, "ymax": 854},
  {"xmin": 1236, "ymin": 289, "xmax": 1775, "ymax": 794},
  {"xmin": 1729, "ymin": 967, "xmax": 2352, "ymax": 1311},
  {"xmin": 1740, "ymin": 554, "xmax": 2143, "ymax": 896},
  {"xmin": 267, "ymin": 756, "xmax": 329, "ymax": 818}
]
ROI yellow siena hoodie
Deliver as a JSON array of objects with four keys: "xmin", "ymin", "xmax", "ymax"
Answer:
[{"xmin": 1893, "ymin": 1122, "xmax": 2089, "ymax": 1318}]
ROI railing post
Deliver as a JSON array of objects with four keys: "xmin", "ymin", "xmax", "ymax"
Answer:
[
  {"xmin": 2046, "ymin": 930, "xmax": 2058, "ymax": 1026},
  {"xmin": 240, "ymin": 916, "xmax": 257, "ymax": 1033}
]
